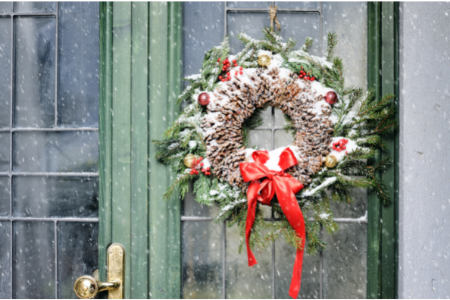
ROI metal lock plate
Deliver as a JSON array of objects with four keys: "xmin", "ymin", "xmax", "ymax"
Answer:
[{"xmin": 107, "ymin": 243, "xmax": 125, "ymax": 299}]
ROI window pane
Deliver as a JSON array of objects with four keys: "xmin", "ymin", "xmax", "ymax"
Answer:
[
  {"xmin": 275, "ymin": 239, "xmax": 320, "ymax": 299},
  {"xmin": 227, "ymin": 2, "xmax": 272, "ymax": 9},
  {"xmin": 0, "ymin": 3, "xmax": 12, "ymax": 13},
  {"xmin": 14, "ymin": 17, "xmax": 56, "ymax": 128},
  {"xmin": 0, "ymin": 17, "xmax": 11, "ymax": 129},
  {"xmin": 274, "ymin": 129, "xmax": 294, "ymax": 149},
  {"xmin": 183, "ymin": 183, "xmax": 220, "ymax": 217},
  {"xmin": 226, "ymin": 225, "xmax": 272, "ymax": 298},
  {"xmin": 57, "ymin": 222, "xmax": 98, "ymax": 299},
  {"xmin": 227, "ymin": 12, "xmax": 320, "ymax": 55},
  {"xmin": 322, "ymin": 223, "xmax": 367, "ymax": 299},
  {"xmin": 182, "ymin": 221, "xmax": 223, "ymax": 298},
  {"xmin": 329, "ymin": 186, "xmax": 367, "ymax": 219},
  {"xmin": 13, "ymin": 176, "xmax": 98, "ymax": 218},
  {"xmin": 58, "ymin": 2, "xmax": 99, "ymax": 128},
  {"xmin": 14, "ymin": 2, "xmax": 55, "ymax": 13},
  {"xmin": 183, "ymin": 2, "xmax": 225, "ymax": 80},
  {"xmin": 248, "ymin": 130, "xmax": 271, "ymax": 150},
  {"xmin": 0, "ymin": 133, "xmax": 10, "ymax": 172},
  {"xmin": 0, "ymin": 221, "xmax": 11, "ymax": 298},
  {"xmin": 276, "ymin": 2, "xmax": 320, "ymax": 10},
  {"xmin": 0, "ymin": 177, "xmax": 10, "ymax": 217},
  {"xmin": 13, "ymin": 221, "xmax": 55, "ymax": 299},
  {"xmin": 13, "ymin": 131, "xmax": 98, "ymax": 173}
]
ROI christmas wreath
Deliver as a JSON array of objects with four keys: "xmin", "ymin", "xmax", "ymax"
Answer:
[{"xmin": 155, "ymin": 29, "xmax": 395, "ymax": 298}]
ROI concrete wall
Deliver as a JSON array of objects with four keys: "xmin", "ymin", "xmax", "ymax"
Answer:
[{"xmin": 399, "ymin": 2, "xmax": 450, "ymax": 298}]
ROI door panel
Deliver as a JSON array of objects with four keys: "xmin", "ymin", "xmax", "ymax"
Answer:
[
  {"xmin": 0, "ymin": 2, "xmax": 100, "ymax": 298},
  {"xmin": 181, "ymin": 2, "xmax": 368, "ymax": 299}
]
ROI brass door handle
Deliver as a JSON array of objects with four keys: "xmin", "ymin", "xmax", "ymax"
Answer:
[{"xmin": 74, "ymin": 243, "xmax": 125, "ymax": 299}]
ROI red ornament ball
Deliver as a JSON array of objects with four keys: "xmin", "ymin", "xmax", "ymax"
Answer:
[
  {"xmin": 325, "ymin": 91, "xmax": 338, "ymax": 105},
  {"xmin": 198, "ymin": 92, "xmax": 210, "ymax": 106}
]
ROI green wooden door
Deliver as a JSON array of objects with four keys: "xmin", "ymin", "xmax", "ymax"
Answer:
[{"xmin": 98, "ymin": 2, "xmax": 398, "ymax": 298}]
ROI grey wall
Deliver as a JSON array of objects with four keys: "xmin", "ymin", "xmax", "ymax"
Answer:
[{"xmin": 399, "ymin": 2, "xmax": 450, "ymax": 298}]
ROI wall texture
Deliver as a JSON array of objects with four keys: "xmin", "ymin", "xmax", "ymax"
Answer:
[{"xmin": 399, "ymin": 2, "xmax": 450, "ymax": 298}]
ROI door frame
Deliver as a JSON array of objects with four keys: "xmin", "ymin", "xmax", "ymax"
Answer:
[{"xmin": 98, "ymin": 2, "xmax": 399, "ymax": 298}]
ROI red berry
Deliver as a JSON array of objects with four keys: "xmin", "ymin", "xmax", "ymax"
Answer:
[
  {"xmin": 227, "ymin": 72, "xmax": 230, "ymax": 75},
  {"xmin": 200, "ymin": 162, "xmax": 204, "ymax": 166},
  {"xmin": 239, "ymin": 71, "xmax": 243, "ymax": 75},
  {"xmin": 239, "ymin": 67, "xmax": 243, "ymax": 70},
  {"xmin": 305, "ymin": 76, "xmax": 310, "ymax": 80},
  {"xmin": 232, "ymin": 59, "xmax": 236, "ymax": 63},
  {"xmin": 218, "ymin": 58, "xmax": 221, "ymax": 62},
  {"xmin": 299, "ymin": 74, "xmax": 304, "ymax": 78},
  {"xmin": 311, "ymin": 77, "xmax": 315, "ymax": 81},
  {"xmin": 207, "ymin": 167, "xmax": 210, "ymax": 171},
  {"xmin": 221, "ymin": 79, "xmax": 225, "ymax": 82},
  {"xmin": 235, "ymin": 71, "xmax": 238, "ymax": 75},
  {"xmin": 219, "ymin": 76, "xmax": 222, "ymax": 79},
  {"xmin": 234, "ymin": 63, "xmax": 238, "ymax": 67}
]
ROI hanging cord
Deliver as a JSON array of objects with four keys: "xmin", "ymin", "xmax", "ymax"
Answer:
[{"xmin": 269, "ymin": 5, "xmax": 281, "ymax": 32}]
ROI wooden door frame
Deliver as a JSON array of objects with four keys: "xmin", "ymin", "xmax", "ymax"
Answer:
[{"xmin": 98, "ymin": 2, "xmax": 399, "ymax": 298}]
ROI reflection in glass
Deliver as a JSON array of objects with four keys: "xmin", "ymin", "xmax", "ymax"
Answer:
[
  {"xmin": 0, "ymin": 17, "xmax": 11, "ymax": 129},
  {"xmin": 182, "ymin": 221, "xmax": 223, "ymax": 298},
  {"xmin": 274, "ymin": 130, "xmax": 294, "ymax": 149},
  {"xmin": 13, "ymin": 176, "xmax": 98, "ymax": 218},
  {"xmin": 0, "ymin": 2, "xmax": 12, "ymax": 13},
  {"xmin": 57, "ymin": 222, "xmax": 98, "ymax": 299},
  {"xmin": 58, "ymin": 2, "xmax": 99, "ymax": 127},
  {"xmin": 226, "ymin": 225, "xmax": 272, "ymax": 299},
  {"xmin": 0, "ymin": 133, "xmax": 9, "ymax": 172},
  {"xmin": 329, "ymin": 186, "xmax": 367, "ymax": 218},
  {"xmin": 14, "ymin": 2, "xmax": 55, "ymax": 13},
  {"xmin": 13, "ymin": 131, "xmax": 99, "ymax": 173},
  {"xmin": 0, "ymin": 221, "xmax": 11, "ymax": 298},
  {"xmin": 13, "ymin": 221, "xmax": 55, "ymax": 299},
  {"xmin": 227, "ymin": 12, "xmax": 320, "ymax": 55},
  {"xmin": 276, "ymin": 2, "xmax": 320, "ymax": 10},
  {"xmin": 275, "ymin": 238, "xmax": 320, "ymax": 299},
  {"xmin": 14, "ymin": 17, "xmax": 55, "ymax": 128},
  {"xmin": 0, "ymin": 177, "xmax": 10, "ymax": 217},
  {"xmin": 323, "ymin": 223, "xmax": 367, "ymax": 298}
]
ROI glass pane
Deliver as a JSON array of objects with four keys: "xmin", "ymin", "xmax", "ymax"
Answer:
[
  {"xmin": 13, "ymin": 176, "xmax": 98, "ymax": 218},
  {"xmin": 13, "ymin": 131, "xmax": 99, "ymax": 173},
  {"xmin": 0, "ymin": 177, "xmax": 10, "ymax": 217},
  {"xmin": 14, "ymin": 2, "xmax": 55, "ymax": 13},
  {"xmin": 275, "ymin": 239, "xmax": 320, "ymax": 299},
  {"xmin": 274, "ymin": 108, "xmax": 288, "ymax": 128},
  {"xmin": 255, "ymin": 106, "xmax": 272, "ymax": 129},
  {"xmin": 274, "ymin": 129, "xmax": 294, "ymax": 149},
  {"xmin": 226, "ymin": 225, "xmax": 272, "ymax": 298},
  {"xmin": 323, "ymin": 223, "xmax": 367, "ymax": 298},
  {"xmin": 227, "ymin": 12, "xmax": 320, "ymax": 55},
  {"xmin": 227, "ymin": 2, "xmax": 272, "ymax": 9},
  {"xmin": 276, "ymin": 2, "xmax": 320, "ymax": 10},
  {"xmin": 14, "ymin": 16, "xmax": 55, "ymax": 128},
  {"xmin": 57, "ymin": 222, "xmax": 98, "ymax": 299},
  {"xmin": 0, "ymin": 17, "xmax": 11, "ymax": 129},
  {"xmin": 248, "ymin": 130, "xmax": 271, "ymax": 150},
  {"xmin": 184, "ymin": 183, "xmax": 220, "ymax": 217},
  {"xmin": 0, "ymin": 221, "xmax": 11, "ymax": 298},
  {"xmin": 58, "ymin": 2, "xmax": 99, "ymax": 128},
  {"xmin": 323, "ymin": 2, "xmax": 367, "ymax": 89},
  {"xmin": 0, "ymin": 133, "xmax": 10, "ymax": 172},
  {"xmin": 13, "ymin": 221, "xmax": 55, "ymax": 299},
  {"xmin": 183, "ymin": 2, "xmax": 225, "ymax": 81},
  {"xmin": 182, "ymin": 221, "xmax": 223, "ymax": 298},
  {"xmin": 329, "ymin": 186, "xmax": 367, "ymax": 218},
  {"xmin": 0, "ymin": 3, "xmax": 12, "ymax": 13}
]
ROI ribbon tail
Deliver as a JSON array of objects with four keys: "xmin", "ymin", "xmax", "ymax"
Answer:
[
  {"xmin": 245, "ymin": 180, "xmax": 259, "ymax": 267},
  {"xmin": 274, "ymin": 178, "xmax": 306, "ymax": 299}
]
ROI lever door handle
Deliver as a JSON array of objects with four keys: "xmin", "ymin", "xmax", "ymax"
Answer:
[{"xmin": 73, "ymin": 243, "xmax": 125, "ymax": 299}]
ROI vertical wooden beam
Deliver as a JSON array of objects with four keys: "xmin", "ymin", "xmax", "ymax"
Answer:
[
  {"xmin": 98, "ymin": 1, "xmax": 113, "ymax": 282},
  {"xmin": 111, "ymin": 3, "xmax": 133, "ymax": 298},
  {"xmin": 367, "ymin": 2, "xmax": 399, "ymax": 298},
  {"xmin": 367, "ymin": 3, "xmax": 382, "ymax": 298},
  {"xmin": 131, "ymin": 2, "xmax": 150, "ymax": 298},
  {"xmin": 380, "ymin": 2, "xmax": 398, "ymax": 298}
]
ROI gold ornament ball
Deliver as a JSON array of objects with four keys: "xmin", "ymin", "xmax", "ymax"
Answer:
[
  {"xmin": 183, "ymin": 154, "xmax": 197, "ymax": 168},
  {"xmin": 257, "ymin": 54, "xmax": 271, "ymax": 67},
  {"xmin": 324, "ymin": 154, "xmax": 338, "ymax": 168}
]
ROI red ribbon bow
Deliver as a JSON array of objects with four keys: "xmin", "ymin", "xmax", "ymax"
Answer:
[{"xmin": 240, "ymin": 148, "xmax": 305, "ymax": 299}]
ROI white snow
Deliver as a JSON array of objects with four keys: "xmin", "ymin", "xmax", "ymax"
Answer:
[
  {"xmin": 301, "ymin": 176, "xmax": 337, "ymax": 197},
  {"xmin": 188, "ymin": 141, "xmax": 197, "ymax": 149},
  {"xmin": 185, "ymin": 73, "xmax": 201, "ymax": 80}
]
